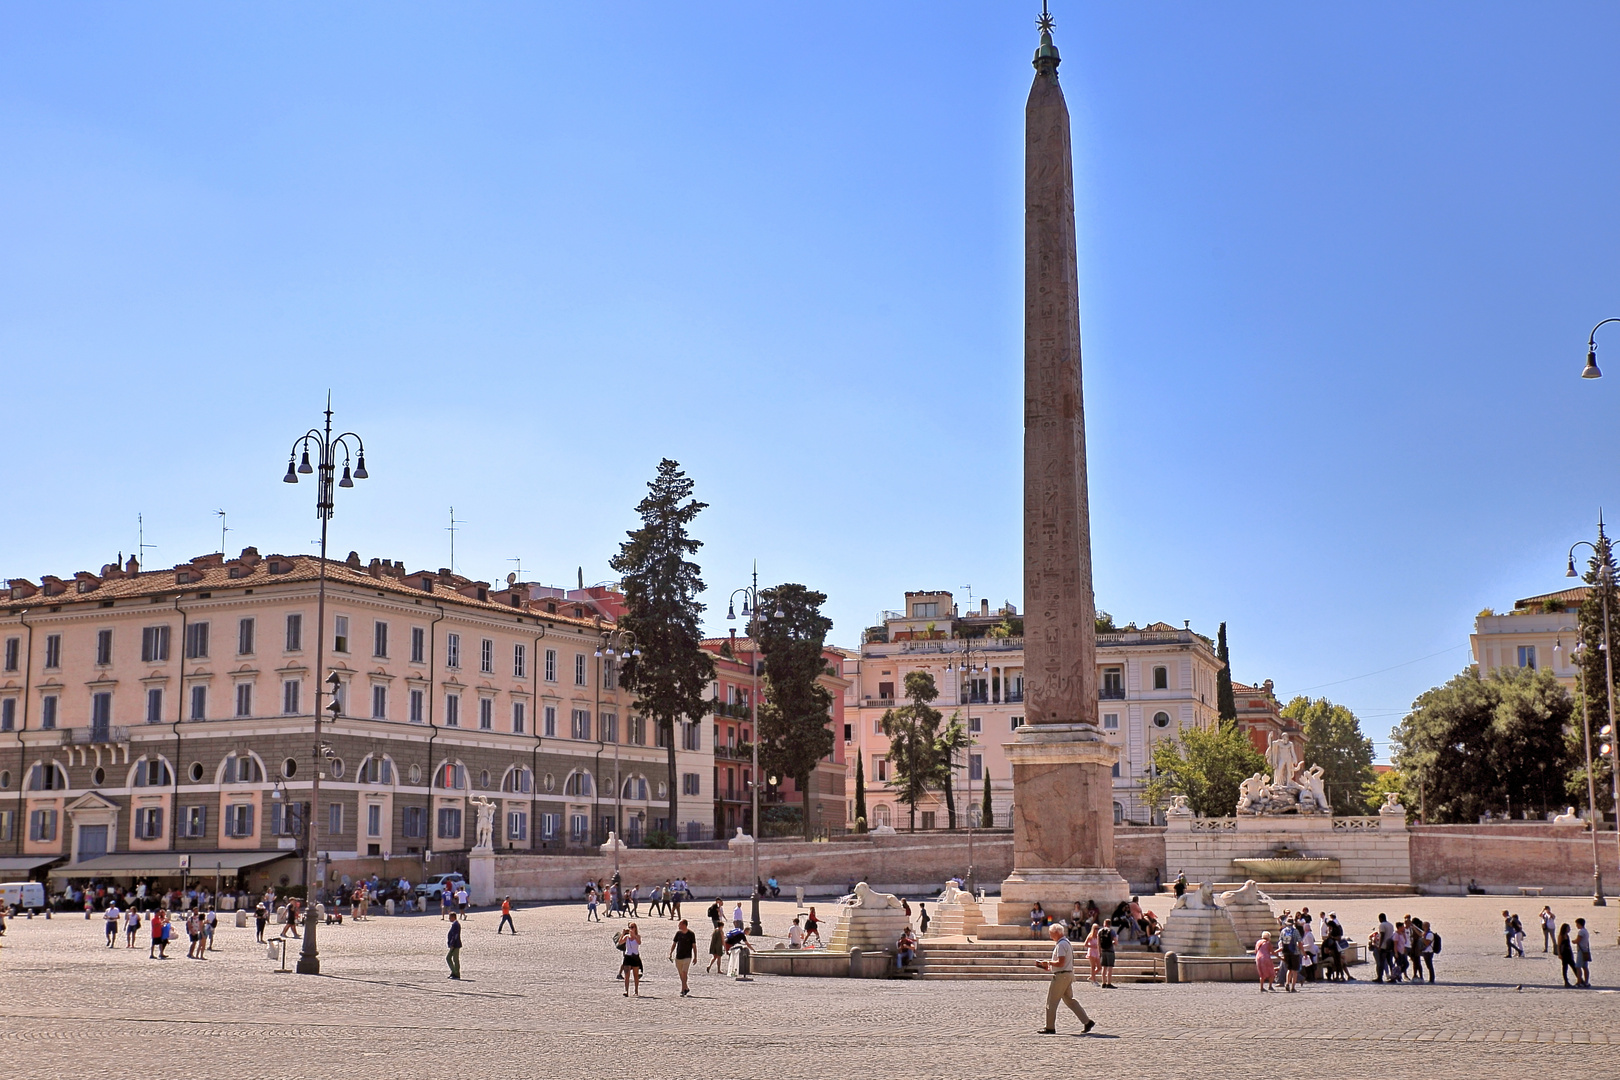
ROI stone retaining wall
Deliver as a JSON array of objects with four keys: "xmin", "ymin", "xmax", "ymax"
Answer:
[
  {"xmin": 1408, "ymin": 823, "xmax": 1620, "ymax": 894},
  {"xmin": 1163, "ymin": 814, "xmax": 1410, "ymax": 886}
]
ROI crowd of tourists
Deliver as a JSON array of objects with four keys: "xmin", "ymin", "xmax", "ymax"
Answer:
[
  {"xmin": 584, "ymin": 873, "xmax": 693, "ymax": 920},
  {"xmin": 1255, "ymin": 908, "xmax": 1439, "ymax": 991}
]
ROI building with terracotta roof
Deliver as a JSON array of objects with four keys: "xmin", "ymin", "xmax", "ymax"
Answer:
[
  {"xmin": 1469, "ymin": 587, "xmax": 1584, "ymax": 692},
  {"xmin": 1229, "ymin": 678, "xmax": 1299, "ymax": 754},
  {"xmin": 0, "ymin": 547, "xmax": 715, "ymax": 892}
]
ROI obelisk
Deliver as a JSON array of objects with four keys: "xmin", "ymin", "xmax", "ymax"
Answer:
[{"xmin": 998, "ymin": 4, "xmax": 1129, "ymax": 924}]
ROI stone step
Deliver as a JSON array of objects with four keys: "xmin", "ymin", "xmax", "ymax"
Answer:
[{"xmin": 918, "ymin": 970, "xmax": 1163, "ymax": 982}]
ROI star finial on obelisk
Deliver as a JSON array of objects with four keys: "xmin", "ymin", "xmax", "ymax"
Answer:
[{"xmin": 1034, "ymin": 1, "xmax": 1061, "ymax": 73}]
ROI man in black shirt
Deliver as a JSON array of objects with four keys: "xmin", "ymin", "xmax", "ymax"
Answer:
[{"xmin": 669, "ymin": 919, "xmax": 698, "ymax": 996}]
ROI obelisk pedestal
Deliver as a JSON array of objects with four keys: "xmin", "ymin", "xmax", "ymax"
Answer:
[{"xmin": 995, "ymin": 10, "xmax": 1128, "ymax": 927}]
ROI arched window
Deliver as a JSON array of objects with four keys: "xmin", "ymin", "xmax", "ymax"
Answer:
[
  {"xmin": 221, "ymin": 752, "xmax": 263, "ymax": 784},
  {"xmin": 502, "ymin": 766, "xmax": 532, "ymax": 794},
  {"xmin": 359, "ymin": 755, "xmax": 393, "ymax": 784},
  {"xmin": 1153, "ymin": 666, "xmax": 1168, "ymax": 690},
  {"xmin": 564, "ymin": 771, "xmax": 593, "ymax": 798},
  {"xmin": 873, "ymin": 804, "xmax": 891, "ymax": 827},
  {"xmin": 1152, "ymin": 711, "xmax": 1171, "ymax": 728},
  {"xmin": 621, "ymin": 776, "xmax": 649, "ymax": 800},
  {"xmin": 1113, "ymin": 801, "xmax": 1125, "ymax": 824},
  {"xmin": 131, "ymin": 757, "xmax": 171, "ymax": 788},
  {"xmin": 436, "ymin": 762, "xmax": 466, "ymax": 790},
  {"xmin": 28, "ymin": 761, "xmax": 68, "ymax": 791}
]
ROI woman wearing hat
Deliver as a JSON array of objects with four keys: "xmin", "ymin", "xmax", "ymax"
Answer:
[{"xmin": 1255, "ymin": 931, "xmax": 1277, "ymax": 993}]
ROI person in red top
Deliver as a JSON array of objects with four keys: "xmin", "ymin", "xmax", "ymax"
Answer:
[{"xmin": 497, "ymin": 896, "xmax": 517, "ymax": 935}]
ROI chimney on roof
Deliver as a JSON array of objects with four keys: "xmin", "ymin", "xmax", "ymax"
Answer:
[
  {"xmin": 345, "ymin": 551, "xmax": 363, "ymax": 570},
  {"xmin": 126, "ymin": 555, "xmax": 140, "ymax": 575},
  {"xmin": 981, "ymin": 598, "xmax": 990, "ymax": 616}
]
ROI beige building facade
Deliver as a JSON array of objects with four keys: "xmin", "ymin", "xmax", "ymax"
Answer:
[
  {"xmin": 843, "ymin": 592, "xmax": 1222, "ymax": 830},
  {"xmin": 1469, "ymin": 587, "xmax": 1583, "ymax": 691}
]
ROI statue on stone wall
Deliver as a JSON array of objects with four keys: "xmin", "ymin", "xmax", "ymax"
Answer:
[
  {"xmin": 1264, "ymin": 732, "xmax": 1300, "ymax": 790},
  {"xmin": 471, "ymin": 796, "xmax": 496, "ymax": 850}
]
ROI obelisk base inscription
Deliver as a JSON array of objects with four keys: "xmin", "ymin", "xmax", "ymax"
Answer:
[{"xmin": 995, "ymin": 724, "xmax": 1128, "ymax": 924}]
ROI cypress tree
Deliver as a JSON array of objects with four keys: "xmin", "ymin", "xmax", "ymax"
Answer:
[
  {"xmin": 853, "ymin": 753, "xmax": 868, "ymax": 832},
  {"xmin": 980, "ymin": 770, "xmax": 994, "ymax": 829},
  {"xmin": 1216, "ymin": 621, "xmax": 1238, "ymax": 724}
]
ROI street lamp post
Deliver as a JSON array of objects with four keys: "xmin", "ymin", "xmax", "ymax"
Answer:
[
  {"xmin": 1567, "ymin": 533, "xmax": 1614, "ymax": 906},
  {"xmin": 282, "ymin": 397, "xmax": 369, "ymax": 974},
  {"xmin": 945, "ymin": 639, "xmax": 980, "ymax": 896},
  {"xmin": 728, "ymin": 566, "xmax": 777, "ymax": 937},
  {"xmin": 594, "ymin": 625, "xmax": 640, "ymax": 878}
]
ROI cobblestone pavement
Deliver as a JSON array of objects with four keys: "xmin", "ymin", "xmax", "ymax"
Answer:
[{"xmin": 0, "ymin": 893, "xmax": 1615, "ymax": 1078}]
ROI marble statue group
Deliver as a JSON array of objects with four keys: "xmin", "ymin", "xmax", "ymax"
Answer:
[{"xmin": 1235, "ymin": 733, "xmax": 1332, "ymax": 816}]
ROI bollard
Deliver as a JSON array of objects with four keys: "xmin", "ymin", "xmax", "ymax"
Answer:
[
  {"xmin": 848, "ymin": 946, "xmax": 863, "ymax": 978},
  {"xmin": 1163, "ymin": 952, "xmax": 1179, "ymax": 984},
  {"xmin": 235, "ymin": 910, "xmax": 248, "ymax": 928},
  {"xmin": 386, "ymin": 899, "xmax": 395, "ymax": 916},
  {"xmin": 795, "ymin": 886, "xmax": 805, "ymax": 908}
]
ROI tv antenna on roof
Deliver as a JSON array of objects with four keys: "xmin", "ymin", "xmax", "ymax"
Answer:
[
  {"xmin": 216, "ymin": 509, "xmax": 229, "ymax": 555},
  {"xmin": 447, "ymin": 506, "xmax": 465, "ymax": 572},
  {"xmin": 508, "ymin": 556, "xmax": 524, "ymax": 584},
  {"xmin": 137, "ymin": 514, "xmax": 158, "ymax": 570}
]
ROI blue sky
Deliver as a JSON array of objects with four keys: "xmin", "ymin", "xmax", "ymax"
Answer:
[{"xmin": 4, "ymin": 2, "xmax": 1619, "ymax": 760}]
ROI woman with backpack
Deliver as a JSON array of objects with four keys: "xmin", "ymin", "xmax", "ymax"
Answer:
[{"xmin": 1096, "ymin": 922, "xmax": 1117, "ymax": 988}]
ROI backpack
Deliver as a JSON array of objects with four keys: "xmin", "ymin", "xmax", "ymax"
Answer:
[
  {"xmin": 613, "ymin": 930, "xmax": 627, "ymax": 952},
  {"xmin": 1431, "ymin": 932, "xmax": 1441, "ymax": 955},
  {"xmin": 1098, "ymin": 927, "xmax": 1114, "ymax": 949}
]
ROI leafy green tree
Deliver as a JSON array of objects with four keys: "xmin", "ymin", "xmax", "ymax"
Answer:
[
  {"xmin": 1144, "ymin": 724, "xmax": 1268, "ymax": 818},
  {"xmin": 853, "ymin": 753, "xmax": 868, "ymax": 832},
  {"xmin": 754, "ymin": 583, "xmax": 835, "ymax": 839},
  {"xmin": 981, "ymin": 770, "xmax": 994, "ymax": 829},
  {"xmin": 1215, "ymin": 622, "xmax": 1237, "ymax": 724},
  {"xmin": 611, "ymin": 459, "xmax": 716, "ymax": 843},
  {"xmin": 882, "ymin": 671, "xmax": 945, "ymax": 831},
  {"xmin": 1571, "ymin": 525, "xmax": 1620, "ymax": 818},
  {"xmin": 1282, "ymin": 695, "xmax": 1375, "ymax": 815},
  {"xmin": 932, "ymin": 713, "xmax": 968, "ymax": 828},
  {"xmin": 1392, "ymin": 665, "xmax": 1574, "ymax": 823},
  {"xmin": 1361, "ymin": 767, "xmax": 1408, "ymax": 816}
]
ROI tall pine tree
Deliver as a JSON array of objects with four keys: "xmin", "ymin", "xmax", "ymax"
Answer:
[
  {"xmin": 1215, "ymin": 621, "xmax": 1238, "ymax": 725},
  {"xmin": 754, "ymin": 584, "xmax": 835, "ymax": 839},
  {"xmin": 610, "ymin": 460, "xmax": 716, "ymax": 844}
]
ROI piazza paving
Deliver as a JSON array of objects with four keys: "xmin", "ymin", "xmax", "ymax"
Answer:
[{"xmin": 0, "ymin": 892, "xmax": 1615, "ymax": 1078}]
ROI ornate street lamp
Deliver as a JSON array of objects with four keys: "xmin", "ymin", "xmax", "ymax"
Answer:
[
  {"xmin": 281, "ymin": 397, "xmax": 369, "ymax": 974},
  {"xmin": 1567, "ymin": 530, "xmax": 1615, "ymax": 906},
  {"xmin": 727, "ymin": 566, "xmax": 776, "ymax": 937},
  {"xmin": 593, "ymin": 624, "xmax": 640, "ymax": 879}
]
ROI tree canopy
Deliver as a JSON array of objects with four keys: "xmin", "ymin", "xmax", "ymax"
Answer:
[
  {"xmin": 754, "ymin": 583, "xmax": 836, "ymax": 838},
  {"xmin": 1283, "ymin": 695, "xmax": 1375, "ymax": 815},
  {"xmin": 882, "ymin": 671, "xmax": 946, "ymax": 831},
  {"xmin": 1392, "ymin": 665, "xmax": 1574, "ymax": 823},
  {"xmin": 610, "ymin": 459, "xmax": 716, "ymax": 842},
  {"xmin": 1144, "ymin": 723, "xmax": 1267, "ymax": 818}
]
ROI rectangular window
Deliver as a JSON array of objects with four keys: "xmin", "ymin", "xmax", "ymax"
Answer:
[
  {"xmin": 969, "ymin": 753, "xmax": 983, "ymax": 781},
  {"xmin": 282, "ymin": 681, "xmax": 300, "ymax": 715},
  {"xmin": 569, "ymin": 814, "xmax": 588, "ymax": 843},
  {"xmin": 969, "ymin": 715, "xmax": 982, "ymax": 733},
  {"xmin": 146, "ymin": 687, "xmax": 164, "ymax": 724},
  {"xmin": 31, "ymin": 808, "xmax": 59, "ymax": 842},
  {"xmin": 96, "ymin": 628, "xmax": 113, "ymax": 666},
  {"xmin": 513, "ymin": 643, "xmax": 527, "ymax": 679},
  {"xmin": 189, "ymin": 685, "xmax": 207, "ymax": 721},
  {"xmin": 1153, "ymin": 665, "xmax": 1169, "ymax": 690},
  {"xmin": 544, "ymin": 649, "xmax": 557, "ymax": 682},
  {"xmin": 912, "ymin": 602, "xmax": 938, "ymax": 618},
  {"xmin": 602, "ymin": 657, "xmax": 617, "ymax": 690},
  {"xmin": 479, "ymin": 697, "xmax": 493, "ymax": 730},
  {"xmin": 141, "ymin": 625, "xmax": 170, "ymax": 663},
  {"xmin": 540, "ymin": 813, "xmax": 559, "ymax": 840},
  {"xmin": 544, "ymin": 705, "xmax": 557, "ymax": 737},
  {"xmin": 328, "ymin": 803, "xmax": 343, "ymax": 836},
  {"xmin": 402, "ymin": 806, "xmax": 424, "ymax": 838},
  {"xmin": 367, "ymin": 804, "xmax": 382, "ymax": 838},
  {"xmin": 226, "ymin": 803, "xmax": 254, "ymax": 838},
  {"xmin": 512, "ymin": 701, "xmax": 526, "ymax": 734},
  {"xmin": 135, "ymin": 807, "xmax": 163, "ymax": 841},
  {"xmin": 0, "ymin": 810, "xmax": 13, "ymax": 842},
  {"xmin": 373, "ymin": 621, "xmax": 389, "ymax": 658},
  {"xmin": 372, "ymin": 685, "xmax": 388, "ymax": 720},
  {"xmin": 1010, "ymin": 715, "xmax": 1024, "ymax": 730},
  {"xmin": 480, "ymin": 638, "xmax": 494, "ymax": 674},
  {"xmin": 872, "ymin": 718, "xmax": 883, "ymax": 736},
  {"xmin": 1103, "ymin": 712, "xmax": 1119, "ymax": 730},
  {"xmin": 1101, "ymin": 667, "xmax": 1124, "ymax": 699},
  {"xmin": 184, "ymin": 623, "xmax": 208, "ymax": 660},
  {"xmin": 682, "ymin": 772, "xmax": 700, "ymax": 796},
  {"xmin": 446, "ymin": 633, "xmax": 461, "ymax": 669},
  {"xmin": 571, "ymin": 708, "xmax": 591, "ymax": 740},
  {"xmin": 437, "ymin": 807, "xmax": 462, "ymax": 839},
  {"xmin": 44, "ymin": 633, "xmax": 61, "ymax": 669},
  {"xmin": 409, "ymin": 688, "xmax": 425, "ymax": 724},
  {"xmin": 681, "ymin": 722, "xmax": 700, "ymax": 751},
  {"xmin": 411, "ymin": 626, "xmax": 425, "ymax": 664},
  {"xmin": 445, "ymin": 694, "xmax": 460, "ymax": 727},
  {"xmin": 1517, "ymin": 645, "xmax": 1538, "ymax": 669},
  {"xmin": 574, "ymin": 653, "xmax": 586, "ymax": 686},
  {"xmin": 3, "ymin": 637, "xmax": 17, "ymax": 672},
  {"xmin": 285, "ymin": 613, "xmax": 303, "ymax": 652},
  {"xmin": 598, "ymin": 712, "xmax": 616, "ymax": 743},
  {"xmin": 333, "ymin": 616, "xmax": 349, "ymax": 654},
  {"xmin": 875, "ymin": 756, "xmax": 888, "ymax": 781},
  {"xmin": 235, "ymin": 683, "xmax": 252, "ymax": 718},
  {"xmin": 0, "ymin": 698, "xmax": 13, "ymax": 731},
  {"xmin": 184, "ymin": 805, "xmax": 207, "ymax": 838},
  {"xmin": 41, "ymin": 695, "xmax": 58, "ymax": 729},
  {"xmin": 507, "ymin": 811, "xmax": 528, "ymax": 842},
  {"xmin": 237, "ymin": 617, "xmax": 255, "ymax": 656},
  {"xmin": 90, "ymin": 692, "xmax": 113, "ymax": 735}
]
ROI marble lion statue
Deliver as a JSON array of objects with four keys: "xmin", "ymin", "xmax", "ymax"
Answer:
[
  {"xmin": 1218, "ymin": 879, "xmax": 1265, "ymax": 907},
  {"xmin": 853, "ymin": 882, "xmax": 904, "ymax": 909},
  {"xmin": 1173, "ymin": 881, "xmax": 1216, "ymax": 910}
]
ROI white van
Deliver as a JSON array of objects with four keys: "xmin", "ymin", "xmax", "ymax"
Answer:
[{"xmin": 1, "ymin": 881, "xmax": 46, "ymax": 912}]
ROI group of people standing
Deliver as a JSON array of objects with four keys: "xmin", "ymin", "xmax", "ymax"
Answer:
[
  {"xmin": 585, "ymin": 874, "xmax": 692, "ymax": 921},
  {"xmin": 1526, "ymin": 906, "xmax": 1594, "ymax": 988}
]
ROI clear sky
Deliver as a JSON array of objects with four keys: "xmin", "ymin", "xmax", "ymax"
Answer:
[{"xmin": 4, "ymin": 2, "xmax": 1619, "ymax": 761}]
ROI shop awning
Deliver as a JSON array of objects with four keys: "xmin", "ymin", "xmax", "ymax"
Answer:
[
  {"xmin": 49, "ymin": 850, "xmax": 291, "ymax": 880},
  {"xmin": 0, "ymin": 855, "xmax": 62, "ymax": 876}
]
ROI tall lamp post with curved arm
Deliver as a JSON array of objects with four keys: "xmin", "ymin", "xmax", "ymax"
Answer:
[
  {"xmin": 1580, "ymin": 318, "xmax": 1620, "ymax": 380},
  {"xmin": 1556, "ymin": 633, "xmax": 1606, "ymax": 907},
  {"xmin": 945, "ymin": 639, "xmax": 985, "ymax": 896},
  {"xmin": 1567, "ymin": 532, "xmax": 1615, "ymax": 906},
  {"xmin": 728, "ymin": 567, "xmax": 778, "ymax": 937},
  {"xmin": 594, "ymin": 625, "xmax": 640, "ymax": 878},
  {"xmin": 281, "ymin": 398, "xmax": 370, "ymax": 974}
]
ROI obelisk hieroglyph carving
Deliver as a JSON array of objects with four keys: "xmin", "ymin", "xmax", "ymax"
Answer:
[{"xmin": 998, "ymin": 5, "xmax": 1128, "ymax": 922}]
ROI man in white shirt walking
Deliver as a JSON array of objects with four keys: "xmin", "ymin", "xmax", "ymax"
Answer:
[{"xmin": 1035, "ymin": 923, "xmax": 1095, "ymax": 1035}]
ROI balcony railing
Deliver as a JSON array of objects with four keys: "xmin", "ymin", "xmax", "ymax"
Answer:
[
  {"xmin": 1099, "ymin": 688, "xmax": 1126, "ymax": 700},
  {"xmin": 62, "ymin": 725, "xmax": 128, "ymax": 744},
  {"xmin": 709, "ymin": 700, "xmax": 752, "ymax": 720},
  {"xmin": 714, "ymin": 743, "xmax": 753, "ymax": 761}
]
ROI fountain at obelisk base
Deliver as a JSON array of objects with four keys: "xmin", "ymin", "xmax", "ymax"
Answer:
[{"xmin": 986, "ymin": 10, "xmax": 1129, "ymax": 936}]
